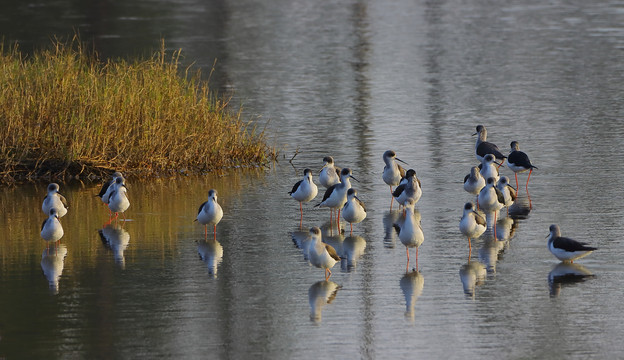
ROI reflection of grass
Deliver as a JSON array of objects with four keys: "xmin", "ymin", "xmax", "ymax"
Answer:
[{"xmin": 0, "ymin": 38, "xmax": 276, "ymax": 183}]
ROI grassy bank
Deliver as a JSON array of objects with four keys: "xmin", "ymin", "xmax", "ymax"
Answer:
[{"xmin": 0, "ymin": 38, "xmax": 276, "ymax": 183}]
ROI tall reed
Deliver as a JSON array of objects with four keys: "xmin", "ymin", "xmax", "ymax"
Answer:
[{"xmin": 0, "ymin": 38, "xmax": 275, "ymax": 183}]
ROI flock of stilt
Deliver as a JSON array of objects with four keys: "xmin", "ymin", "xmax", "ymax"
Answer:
[
  {"xmin": 288, "ymin": 124, "xmax": 598, "ymax": 280},
  {"xmin": 40, "ymin": 173, "xmax": 130, "ymax": 247},
  {"xmin": 38, "ymin": 124, "xmax": 597, "ymax": 282}
]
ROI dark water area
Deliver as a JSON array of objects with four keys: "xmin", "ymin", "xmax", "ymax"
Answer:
[{"xmin": 2, "ymin": 0, "xmax": 624, "ymax": 359}]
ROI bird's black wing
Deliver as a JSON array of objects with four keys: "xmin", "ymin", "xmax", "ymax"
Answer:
[
  {"xmin": 289, "ymin": 180, "xmax": 302, "ymax": 195},
  {"xmin": 553, "ymin": 236, "xmax": 598, "ymax": 252}
]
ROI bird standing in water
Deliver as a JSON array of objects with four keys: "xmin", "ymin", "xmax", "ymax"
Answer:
[
  {"xmin": 342, "ymin": 188, "xmax": 367, "ymax": 234},
  {"xmin": 507, "ymin": 141, "xmax": 538, "ymax": 191},
  {"xmin": 547, "ymin": 225, "xmax": 597, "ymax": 263},
  {"xmin": 289, "ymin": 168, "xmax": 319, "ymax": 228},
  {"xmin": 307, "ymin": 227, "xmax": 341, "ymax": 280},
  {"xmin": 382, "ymin": 150, "xmax": 408, "ymax": 208},
  {"xmin": 319, "ymin": 156, "xmax": 341, "ymax": 189},
  {"xmin": 473, "ymin": 125, "xmax": 506, "ymax": 166},
  {"xmin": 196, "ymin": 189, "xmax": 224, "ymax": 240},
  {"xmin": 42, "ymin": 183, "xmax": 68, "ymax": 219},
  {"xmin": 459, "ymin": 202, "xmax": 487, "ymax": 252},
  {"xmin": 393, "ymin": 199, "xmax": 424, "ymax": 271}
]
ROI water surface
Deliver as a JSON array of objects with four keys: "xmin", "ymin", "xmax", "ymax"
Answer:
[{"xmin": 2, "ymin": 0, "xmax": 624, "ymax": 359}]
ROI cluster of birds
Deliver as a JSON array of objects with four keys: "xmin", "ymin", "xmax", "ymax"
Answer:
[
  {"xmin": 460, "ymin": 125, "xmax": 597, "ymax": 263},
  {"xmin": 40, "ymin": 172, "xmax": 130, "ymax": 247},
  {"xmin": 38, "ymin": 124, "xmax": 598, "ymax": 284},
  {"xmin": 287, "ymin": 124, "xmax": 598, "ymax": 280}
]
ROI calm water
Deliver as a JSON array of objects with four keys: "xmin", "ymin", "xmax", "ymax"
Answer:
[{"xmin": 2, "ymin": 0, "xmax": 624, "ymax": 359}]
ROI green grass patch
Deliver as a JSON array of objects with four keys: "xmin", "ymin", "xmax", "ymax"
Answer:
[{"xmin": 0, "ymin": 37, "xmax": 276, "ymax": 183}]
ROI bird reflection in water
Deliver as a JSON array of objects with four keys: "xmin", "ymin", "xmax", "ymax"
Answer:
[
  {"xmin": 341, "ymin": 235, "xmax": 366, "ymax": 272},
  {"xmin": 98, "ymin": 223, "xmax": 130, "ymax": 269},
  {"xmin": 321, "ymin": 223, "xmax": 345, "ymax": 264},
  {"xmin": 548, "ymin": 262, "xmax": 595, "ymax": 297},
  {"xmin": 383, "ymin": 210, "xmax": 402, "ymax": 248},
  {"xmin": 198, "ymin": 239, "xmax": 224, "ymax": 278},
  {"xmin": 478, "ymin": 229, "xmax": 510, "ymax": 273},
  {"xmin": 41, "ymin": 244, "xmax": 68, "ymax": 295},
  {"xmin": 291, "ymin": 230, "xmax": 312, "ymax": 260},
  {"xmin": 459, "ymin": 249, "xmax": 487, "ymax": 298},
  {"xmin": 508, "ymin": 193, "xmax": 532, "ymax": 219},
  {"xmin": 308, "ymin": 280, "xmax": 341, "ymax": 323},
  {"xmin": 400, "ymin": 269, "xmax": 424, "ymax": 321}
]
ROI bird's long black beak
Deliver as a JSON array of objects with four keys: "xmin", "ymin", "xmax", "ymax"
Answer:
[
  {"xmin": 472, "ymin": 132, "xmax": 478, "ymax": 136},
  {"xmin": 350, "ymin": 175, "xmax": 360, "ymax": 183},
  {"xmin": 396, "ymin": 157, "xmax": 408, "ymax": 165}
]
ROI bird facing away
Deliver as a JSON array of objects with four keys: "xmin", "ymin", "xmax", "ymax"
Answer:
[
  {"xmin": 507, "ymin": 141, "xmax": 538, "ymax": 190},
  {"xmin": 382, "ymin": 150, "xmax": 408, "ymax": 192},
  {"xmin": 42, "ymin": 183, "xmax": 68, "ymax": 218},
  {"xmin": 477, "ymin": 177, "xmax": 505, "ymax": 235},
  {"xmin": 108, "ymin": 177, "xmax": 130, "ymax": 221},
  {"xmin": 41, "ymin": 208, "xmax": 64, "ymax": 245},
  {"xmin": 479, "ymin": 154, "xmax": 500, "ymax": 183},
  {"xmin": 459, "ymin": 202, "xmax": 487, "ymax": 251},
  {"xmin": 547, "ymin": 224, "xmax": 597, "ymax": 263},
  {"xmin": 289, "ymin": 168, "xmax": 319, "ymax": 227},
  {"xmin": 473, "ymin": 125, "xmax": 506, "ymax": 165},
  {"xmin": 496, "ymin": 176, "xmax": 517, "ymax": 210},
  {"xmin": 393, "ymin": 198, "xmax": 425, "ymax": 270},
  {"xmin": 342, "ymin": 188, "xmax": 367, "ymax": 234},
  {"xmin": 464, "ymin": 166, "xmax": 486, "ymax": 196},
  {"xmin": 97, "ymin": 172, "xmax": 124, "ymax": 205},
  {"xmin": 316, "ymin": 168, "xmax": 358, "ymax": 226},
  {"xmin": 392, "ymin": 169, "xmax": 422, "ymax": 207},
  {"xmin": 196, "ymin": 189, "xmax": 224, "ymax": 240},
  {"xmin": 307, "ymin": 227, "xmax": 341, "ymax": 280},
  {"xmin": 319, "ymin": 156, "xmax": 341, "ymax": 189}
]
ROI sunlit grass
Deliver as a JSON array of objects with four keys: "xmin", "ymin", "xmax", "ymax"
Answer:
[{"xmin": 0, "ymin": 37, "xmax": 276, "ymax": 183}]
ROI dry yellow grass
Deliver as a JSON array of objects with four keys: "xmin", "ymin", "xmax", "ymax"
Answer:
[{"xmin": 0, "ymin": 38, "xmax": 276, "ymax": 183}]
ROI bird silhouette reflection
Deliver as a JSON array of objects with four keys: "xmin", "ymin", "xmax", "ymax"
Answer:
[
  {"xmin": 400, "ymin": 269, "xmax": 424, "ymax": 321},
  {"xmin": 41, "ymin": 244, "xmax": 68, "ymax": 295},
  {"xmin": 548, "ymin": 262, "xmax": 595, "ymax": 297},
  {"xmin": 308, "ymin": 280, "xmax": 341, "ymax": 323},
  {"xmin": 198, "ymin": 239, "xmax": 224, "ymax": 278}
]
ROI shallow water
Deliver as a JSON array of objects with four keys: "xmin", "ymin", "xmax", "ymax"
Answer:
[{"xmin": 2, "ymin": 0, "xmax": 624, "ymax": 359}]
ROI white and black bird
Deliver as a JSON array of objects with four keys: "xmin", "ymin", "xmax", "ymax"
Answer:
[
  {"xmin": 42, "ymin": 183, "xmax": 68, "ymax": 218},
  {"xmin": 108, "ymin": 177, "xmax": 130, "ymax": 221},
  {"xmin": 382, "ymin": 150, "xmax": 408, "ymax": 194},
  {"xmin": 473, "ymin": 125, "xmax": 506, "ymax": 165},
  {"xmin": 496, "ymin": 176, "xmax": 517, "ymax": 211},
  {"xmin": 393, "ymin": 199, "xmax": 425, "ymax": 270},
  {"xmin": 316, "ymin": 168, "xmax": 358, "ymax": 225},
  {"xmin": 342, "ymin": 188, "xmax": 367, "ymax": 234},
  {"xmin": 479, "ymin": 154, "xmax": 500, "ymax": 183},
  {"xmin": 97, "ymin": 171, "xmax": 124, "ymax": 205},
  {"xmin": 307, "ymin": 227, "xmax": 341, "ymax": 281},
  {"xmin": 392, "ymin": 169, "xmax": 422, "ymax": 207},
  {"xmin": 547, "ymin": 224, "xmax": 597, "ymax": 263},
  {"xmin": 319, "ymin": 156, "xmax": 341, "ymax": 189},
  {"xmin": 507, "ymin": 141, "xmax": 538, "ymax": 190},
  {"xmin": 289, "ymin": 168, "xmax": 318, "ymax": 226},
  {"xmin": 459, "ymin": 202, "xmax": 487, "ymax": 250},
  {"xmin": 477, "ymin": 177, "xmax": 505, "ymax": 233},
  {"xmin": 41, "ymin": 208, "xmax": 64, "ymax": 245},
  {"xmin": 464, "ymin": 166, "xmax": 486, "ymax": 197},
  {"xmin": 196, "ymin": 189, "xmax": 224, "ymax": 240}
]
